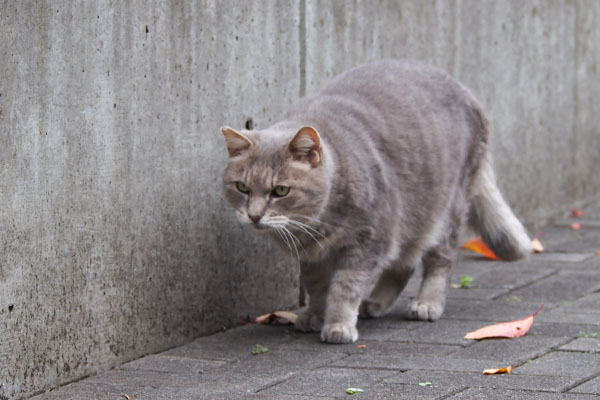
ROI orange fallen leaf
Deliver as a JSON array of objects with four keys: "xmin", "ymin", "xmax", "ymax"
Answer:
[
  {"xmin": 483, "ymin": 365, "xmax": 513, "ymax": 375},
  {"xmin": 571, "ymin": 209, "xmax": 586, "ymax": 217},
  {"xmin": 357, "ymin": 344, "xmax": 366, "ymax": 349},
  {"xmin": 465, "ymin": 304, "xmax": 544, "ymax": 339},
  {"xmin": 531, "ymin": 238, "xmax": 544, "ymax": 253},
  {"xmin": 461, "ymin": 237, "xmax": 499, "ymax": 260},
  {"xmin": 570, "ymin": 222, "xmax": 582, "ymax": 230},
  {"xmin": 255, "ymin": 310, "xmax": 298, "ymax": 325},
  {"xmin": 596, "ymin": 250, "xmax": 600, "ymax": 256}
]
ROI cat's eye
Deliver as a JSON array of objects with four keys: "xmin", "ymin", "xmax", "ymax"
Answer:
[
  {"xmin": 273, "ymin": 185, "xmax": 290, "ymax": 197},
  {"xmin": 236, "ymin": 181, "xmax": 250, "ymax": 194}
]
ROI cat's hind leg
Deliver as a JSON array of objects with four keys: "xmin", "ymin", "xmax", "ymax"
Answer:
[
  {"xmin": 409, "ymin": 243, "xmax": 456, "ymax": 321},
  {"xmin": 359, "ymin": 261, "xmax": 415, "ymax": 318}
]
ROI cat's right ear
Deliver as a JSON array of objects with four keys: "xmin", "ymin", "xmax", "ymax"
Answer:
[
  {"xmin": 221, "ymin": 126, "xmax": 253, "ymax": 157},
  {"xmin": 288, "ymin": 126, "xmax": 322, "ymax": 167}
]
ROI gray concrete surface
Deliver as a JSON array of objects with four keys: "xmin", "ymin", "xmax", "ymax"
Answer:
[
  {"xmin": 1, "ymin": 1, "xmax": 599, "ymax": 398},
  {"xmin": 32, "ymin": 207, "xmax": 600, "ymax": 399}
]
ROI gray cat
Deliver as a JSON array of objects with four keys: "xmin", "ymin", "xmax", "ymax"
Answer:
[{"xmin": 220, "ymin": 60, "xmax": 530, "ymax": 344}]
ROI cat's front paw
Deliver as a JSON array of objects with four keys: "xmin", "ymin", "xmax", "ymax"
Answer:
[
  {"xmin": 409, "ymin": 300, "xmax": 444, "ymax": 321},
  {"xmin": 320, "ymin": 323, "xmax": 358, "ymax": 344},
  {"xmin": 295, "ymin": 311, "xmax": 323, "ymax": 333}
]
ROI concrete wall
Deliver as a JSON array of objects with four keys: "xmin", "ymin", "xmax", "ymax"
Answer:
[{"xmin": 1, "ymin": 1, "xmax": 598, "ymax": 398}]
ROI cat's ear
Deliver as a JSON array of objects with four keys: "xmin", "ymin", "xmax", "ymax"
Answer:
[
  {"xmin": 288, "ymin": 126, "xmax": 322, "ymax": 167},
  {"xmin": 221, "ymin": 126, "xmax": 253, "ymax": 157}
]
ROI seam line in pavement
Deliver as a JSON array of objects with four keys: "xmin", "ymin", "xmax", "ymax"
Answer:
[
  {"xmin": 561, "ymin": 371, "xmax": 600, "ymax": 393},
  {"xmin": 490, "ymin": 269, "xmax": 560, "ymax": 301}
]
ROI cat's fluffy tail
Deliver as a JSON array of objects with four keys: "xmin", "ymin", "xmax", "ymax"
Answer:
[{"xmin": 468, "ymin": 152, "xmax": 531, "ymax": 261}]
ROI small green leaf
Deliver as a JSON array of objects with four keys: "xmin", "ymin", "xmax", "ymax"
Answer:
[
  {"xmin": 505, "ymin": 296, "xmax": 521, "ymax": 303},
  {"xmin": 419, "ymin": 382, "xmax": 433, "ymax": 387},
  {"xmin": 346, "ymin": 388, "xmax": 364, "ymax": 395},
  {"xmin": 581, "ymin": 331, "xmax": 598, "ymax": 338},
  {"xmin": 251, "ymin": 344, "xmax": 269, "ymax": 355},
  {"xmin": 459, "ymin": 275, "xmax": 474, "ymax": 289}
]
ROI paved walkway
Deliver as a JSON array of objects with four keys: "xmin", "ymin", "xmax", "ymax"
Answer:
[{"xmin": 34, "ymin": 207, "xmax": 600, "ymax": 399}]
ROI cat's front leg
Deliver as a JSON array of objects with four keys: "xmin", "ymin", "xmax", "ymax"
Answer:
[
  {"xmin": 295, "ymin": 262, "xmax": 330, "ymax": 333},
  {"xmin": 321, "ymin": 267, "xmax": 372, "ymax": 344}
]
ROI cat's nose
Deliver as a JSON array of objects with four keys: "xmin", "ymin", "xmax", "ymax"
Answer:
[{"xmin": 248, "ymin": 214, "xmax": 262, "ymax": 223}]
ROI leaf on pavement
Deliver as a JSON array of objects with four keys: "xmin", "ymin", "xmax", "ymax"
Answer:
[
  {"xmin": 570, "ymin": 222, "xmax": 582, "ymax": 230},
  {"xmin": 461, "ymin": 238, "xmax": 499, "ymax": 260},
  {"xmin": 531, "ymin": 238, "xmax": 544, "ymax": 253},
  {"xmin": 465, "ymin": 304, "xmax": 544, "ymax": 339},
  {"xmin": 483, "ymin": 365, "xmax": 513, "ymax": 375},
  {"xmin": 346, "ymin": 388, "xmax": 364, "ymax": 394},
  {"xmin": 255, "ymin": 310, "xmax": 298, "ymax": 325},
  {"xmin": 571, "ymin": 209, "xmax": 586, "ymax": 217},
  {"xmin": 251, "ymin": 344, "xmax": 269, "ymax": 355}
]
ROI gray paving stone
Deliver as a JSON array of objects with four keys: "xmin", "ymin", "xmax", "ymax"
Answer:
[
  {"xmin": 196, "ymin": 348, "xmax": 348, "ymax": 394},
  {"xmin": 286, "ymin": 338, "xmax": 459, "ymax": 357},
  {"xmin": 443, "ymin": 299, "xmax": 547, "ymax": 322},
  {"xmin": 527, "ymin": 322, "xmax": 600, "ymax": 338},
  {"xmin": 81, "ymin": 369, "xmax": 204, "ymax": 390},
  {"xmin": 450, "ymin": 335, "xmax": 569, "ymax": 363},
  {"xmin": 554, "ymin": 292, "xmax": 600, "ymax": 314},
  {"xmin": 450, "ymin": 387, "xmax": 599, "ymax": 399},
  {"xmin": 447, "ymin": 286, "xmax": 513, "ymax": 301},
  {"xmin": 570, "ymin": 376, "xmax": 600, "ymax": 395},
  {"xmin": 504, "ymin": 270, "xmax": 600, "ymax": 306},
  {"xmin": 528, "ymin": 252, "xmax": 595, "ymax": 264},
  {"xmin": 32, "ymin": 382, "xmax": 134, "ymax": 400},
  {"xmin": 344, "ymin": 382, "xmax": 460, "ymax": 399},
  {"xmin": 538, "ymin": 312, "xmax": 600, "ymax": 325},
  {"xmin": 388, "ymin": 319, "xmax": 489, "ymax": 346},
  {"xmin": 386, "ymin": 369, "xmax": 576, "ymax": 393},
  {"xmin": 538, "ymin": 293, "xmax": 600, "ymax": 325},
  {"xmin": 551, "ymin": 233, "xmax": 600, "ymax": 253},
  {"xmin": 120, "ymin": 354, "xmax": 227, "ymax": 375},
  {"xmin": 261, "ymin": 367, "xmax": 396, "ymax": 397},
  {"xmin": 331, "ymin": 354, "xmax": 500, "ymax": 373},
  {"xmin": 161, "ymin": 324, "xmax": 298, "ymax": 362},
  {"xmin": 514, "ymin": 351, "xmax": 600, "ymax": 377},
  {"xmin": 560, "ymin": 338, "xmax": 600, "ymax": 353}
]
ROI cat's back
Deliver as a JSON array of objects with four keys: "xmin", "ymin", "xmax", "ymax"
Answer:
[{"xmin": 290, "ymin": 59, "xmax": 484, "ymax": 142}]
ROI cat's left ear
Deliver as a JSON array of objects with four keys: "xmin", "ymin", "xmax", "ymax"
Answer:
[
  {"xmin": 221, "ymin": 126, "xmax": 253, "ymax": 157},
  {"xmin": 288, "ymin": 126, "xmax": 322, "ymax": 167}
]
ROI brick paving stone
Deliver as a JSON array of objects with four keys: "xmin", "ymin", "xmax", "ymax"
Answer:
[
  {"xmin": 386, "ymin": 369, "xmax": 576, "ymax": 393},
  {"xmin": 286, "ymin": 337, "xmax": 460, "ymax": 356},
  {"xmin": 449, "ymin": 387, "xmax": 600, "ymax": 399},
  {"xmin": 161, "ymin": 324, "xmax": 298, "ymax": 362},
  {"xmin": 449, "ymin": 335, "xmax": 570, "ymax": 363},
  {"xmin": 443, "ymin": 299, "xmax": 546, "ymax": 322},
  {"xmin": 569, "ymin": 376, "xmax": 600, "ymax": 395},
  {"xmin": 347, "ymin": 382, "xmax": 460, "ymax": 399},
  {"xmin": 527, "ymin": 252, "xmax": 594, "ymax": 264},
  {"xmin": 260, "ymin": 366, "xmax": 396, "ymax": 397},
  {"xmin": 120, "ymin": 354, "xmax": 227, "ymax": 374},
  {"xmin": 387, "ymin": 319, "xmax": 489, "ymax": 345},
  {"xmin": 196, "ymin": 348, "xmax": 347, "ymax": 393},
  {"xmin": 538, "ymin": 293, "xmax": 600, "ymax": 325},
  {"xmin": 32, "ymin": 383, "xmax": 137, "ymax": 400},
  {"xmin": 514, "ymin": 351, "xmax": 600, "ymax": 377},
  {"xmin": 560, "ymin": 338, "xmax": 600, "ymax": 353},
  {"xmin": 331, "ymin": 354, "xmax": 500, "ymax": 373},
  {"xmin": 527, "ymin": 322, "xmax": 600, "ymax": 338},
  {"xmin": 79, "ymin": 369, "xmax": 203, "ymax": 390},
  {"xmin": 504, "ymin": 270, "xmax": 600, "ymax": 306}
]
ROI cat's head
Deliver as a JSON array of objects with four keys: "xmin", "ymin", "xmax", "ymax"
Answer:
[{"xmin": 220, "ymin": 124, "xmax": 331, "ymax": 231}]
